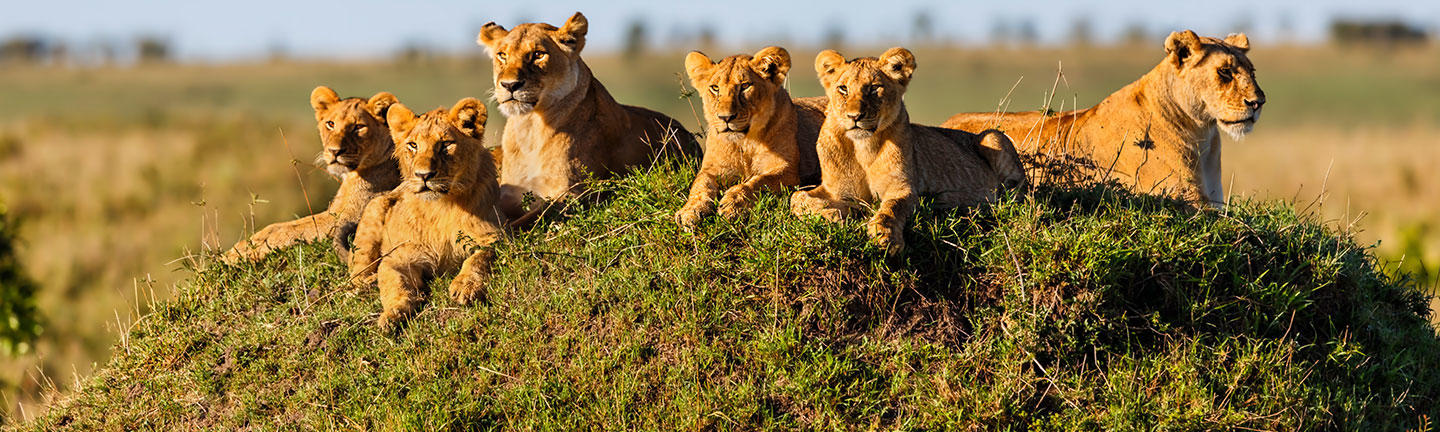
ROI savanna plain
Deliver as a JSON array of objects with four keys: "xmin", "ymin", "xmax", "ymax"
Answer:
[{"xmin": 0, "ymin": 42, "xmax": 1437, "ymax": 424}]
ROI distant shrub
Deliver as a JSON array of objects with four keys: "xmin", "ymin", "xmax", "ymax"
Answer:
[{"xmin": 0, "ymin": 199, "xmax": 40, "ymax": 355}]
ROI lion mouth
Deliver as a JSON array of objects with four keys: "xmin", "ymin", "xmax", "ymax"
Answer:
[
  {"xmin": 1219, "ymin": 117, "xmax": 1255, "ymax": 125},
  {"xmin": 718, "ymin": 125, "xmax": 749, "ymax": 134}
]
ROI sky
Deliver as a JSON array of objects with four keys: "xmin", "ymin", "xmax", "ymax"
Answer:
[{"xmin": 2, "ymin": 0, "xmax": 1437, "ymax": 61}]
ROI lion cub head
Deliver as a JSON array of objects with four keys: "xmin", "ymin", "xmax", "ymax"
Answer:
[
  {"xmin": 310, "ymin": 86, "xmax": 399, "ymax": 178},
  {"xmin": 814, "ymin": 48, "xmax": 916, "ymax": 140},
  {"xmin": 386, "ymin": 98, "xmax": 493, "ymax": 202},
  {"xmin": 476, "ymin": 12, "xmax": 589, "ymax": 117},
  {"xmin": 1163, "ymin": 30, "xmax": 1266, "ymax": 139},
  {"xmin": 685, "ymin": 46, "xmax": 792, "ymax": 140}
]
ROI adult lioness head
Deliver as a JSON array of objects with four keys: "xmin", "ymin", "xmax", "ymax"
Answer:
[
  {"xmin": 1163, "ymin": 30, "xmax": 1265, "ymax": 139},
  {"xmin": 814, "ymin": 47, "xmax": 916, "ymax": 140},
  {"xmin": 310, "ymin": 86, "xmax": 399, "ymax": 178},
  {"xmin": 386, "ymin": 98, "xmax": 492, "ymax": 202},
  {"xmin": 477, "ymin": 12, "xmax": 588, "ymax": 117},
  {"xmin": 685, "ymin": 46, "xmax": 792, "ymax": 141}
]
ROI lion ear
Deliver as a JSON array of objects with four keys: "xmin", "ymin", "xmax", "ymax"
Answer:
[
  {"xmin": 367, "ymin": 92, "xmax": 399, "ymax": 122},
  {"xmin": 684, "ymin": 51, "xmax": 713, "ymax": 83},
  {"xmin": 448, "ymin": 98, "xmax": 488, "ymax": 140},
  {"xmin": 386, "ymin": 103, "xmax": 418, "ymax": 139},
  {"xmin": 1165, "ymin": 30, "xmax": 1204, "ymax": 67},
  {"xmin": 750, "ymin": 46, "xmax": 791, "ymax": 83},
  {"xmin": 1224, "ymin": 33, "xmax": 1250, "ymax": 52},
  {"xmin": 477, "ymin": 22, "xmax": 509, "ymax": 50},
  {"xmin": 814, "ymin": 50, "xmax": 845, "ymax": 88},
  {"xmin": 310, "ymin": 86, "xmax": 340, "ymax": 117},
  {"xmin": 880, "ymin": 47, "xmax": 916, "ymax": 87},
  {"xmin": 556, "ymin": 12, "xmax": 587, "ymax": 52}
]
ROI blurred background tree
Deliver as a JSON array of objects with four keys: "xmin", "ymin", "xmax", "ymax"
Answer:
[{"xmin": 0, "ymin": 199, "xmax": 40, "ymax": 356}]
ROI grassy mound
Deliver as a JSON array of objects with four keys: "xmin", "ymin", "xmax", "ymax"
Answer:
[{"xmin": 17, "ymin": 161, "xmax": 1440, "ymax": 430}]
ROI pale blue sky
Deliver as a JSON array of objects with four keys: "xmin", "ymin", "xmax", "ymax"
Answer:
[{"xmin": 3, "ymin": 0, "xmax": 1436, "ymax": 61}]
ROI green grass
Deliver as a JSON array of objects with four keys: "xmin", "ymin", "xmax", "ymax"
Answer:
[{"xmin": 13, "ymin": 158, "xmax": 1439, "ymax": 430}]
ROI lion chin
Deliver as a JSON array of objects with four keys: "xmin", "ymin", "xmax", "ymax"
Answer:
[
  {"xmin": 498, "ymin": 100, "xmax": 535, "ymax": 117},
  {"xmin": 1218, "ymin": 117, "xmax": 1257, "ymax": 141}
]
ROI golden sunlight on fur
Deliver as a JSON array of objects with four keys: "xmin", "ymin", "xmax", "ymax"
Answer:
[
  {"xmin": 675, "ymin": 46, "xmax": 827, "ymax": 229},
  {"xmin": 224, "ymin": 86, "xmax": 401, "ymax": 263},
  {"xmin": 476, "ymin": 12, "xmax": 699, "ymax": 227},
  {"xmin": 790, "ymin": 48, "xmax": 1026, "ymax": 254},
  {"xmin": 347, "ymin": 98, "xmax": 505, "ymax": 330},
  {"xmin": 942, "ymin": 31, "xmax": 1265, "ymax": 207}
]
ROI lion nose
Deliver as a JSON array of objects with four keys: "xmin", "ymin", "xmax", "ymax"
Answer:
[
  {"xmin": 414, "ymin": 170, "xmax": 435, "ymax": 181},
  {"xmin": 1245, "ymin": 97, "xmax": 1265, "ymax": 110},
  {"xmin": 717, "ymin": 113, "xmax": 736, "ymax": 123},
  {"xmin": 500, "ymin": 80, "xmax": 524, "ymax": 92}
]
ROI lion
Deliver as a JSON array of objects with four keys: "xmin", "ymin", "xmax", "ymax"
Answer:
[
  {"xmin": 476, "ymin": 12, "xmax": 699, "ymax": 226},
  {"xmin": 675, "ymin": 46, "xmax": 827, "ymax": 229},
  {"xmin": 347, "ymin": 98, "xmax": 505, "ymax": 330},
  {"xmin": 941, "ymin": 31, "xmax": 1265, "ymax": 207},
  {"xmin": 790, "ymin": 48, "xmax": 1026, "ymax": 254},
  {"xmin": 224, "ymin": 86, "xmax": 401, "ymax": 262}
]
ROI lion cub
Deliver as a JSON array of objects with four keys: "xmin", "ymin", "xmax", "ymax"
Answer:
[
  {"xmin": 348, "ymin": 98, "xmax": 504, "ymax": 330},
  {"xmin": 225, "ymin": 86, "xmax": 401, "ymax": 262},
  {"xmin": 477, "ymin": 12, "xmax": 699, "ymax": 226},
  {"xmin": 675, "ymin": 46, "xmax": 827, "ymax": 229},
  {"xmin": 790, "ymin": 48, "xmax": 1026, "ymax": 254}
]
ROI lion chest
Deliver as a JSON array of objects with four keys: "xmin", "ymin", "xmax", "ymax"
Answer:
[
  {"xmin": 379, "ymin": 200, "xmax": 471, "ymax": 268},
  {"xmin": 500, "ymin": 121, "xmax": 575, "ymax": 199}
]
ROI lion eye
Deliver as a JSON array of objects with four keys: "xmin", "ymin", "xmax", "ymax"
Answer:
[
  {"xmin": 739, "ymin": 83, "xmax": 752, "ymax": 92},
  {"xmin": 1217, "ymin": 68, "xmax": 1233, "ymax": 83},
  {"xmin": 406, "ymin": 142, "xmax": 418, "ymax": 152},
  {"xmin": 836, "ymin": 85, "xmax": 848, "ymax": 95},
  {"xmin": 709, "ymin": 85, "xmax": 720, "ymax": 95},
  {"xmin": 353, "ymin": 125, "xmax": 366, "ymax": 134},
  {"xmin": 496, "ymin": 52, "xmax": 507, "ymax": 63},
  {"xmin": 325, "ymin": 121, "xmax": 335, "ymax": 130},
  {"xmin": 532, "ymin": 51, "xmax": 547, "ymax": 61}
]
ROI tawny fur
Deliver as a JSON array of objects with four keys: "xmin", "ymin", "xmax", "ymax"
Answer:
[
  {"xmin": 225, "ymin": 86, "xmax": 401, "ymax": 262},
  {"xmin": 675, "ymin": 46, "xmax": 827, "ymax": 229},
  {"xmin": 791, "ymin": 48, "xmax": 1026, "ymax": 254},
  {"xmin": 941, "ymin": 31, "xmax": 1265, "ymax": 207},
  {"xmin": 477, "ymin": 12, "xmax": 700, "ymax": 226},
  {"xmin": 348, "ymin": 98, "xmax": 504, "ymax": 330}
]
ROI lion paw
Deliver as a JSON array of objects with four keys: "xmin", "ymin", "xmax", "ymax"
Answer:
[
  {"xmin": 675, "ymin": 206, "xmax": 707, "ymax": 231},
  {"xmin": 449, "ymin": 272, "xmax": 488, "ymax": 305},
  {"xmin": 718, "ymin": 186, "xmax": 751, "ymax": 219},
  {"xmin": 867, "ymin": 219, "xmax": 905, "ymax": 255},
  {"xmin": 377, "ymin": 307, "xmax": 414, "ymax": 332}
]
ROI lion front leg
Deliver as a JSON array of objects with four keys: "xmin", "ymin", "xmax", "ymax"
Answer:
[
  {"xmin": 376, "ymin": 249, "xmax": 429, "ymax": 331},
  {"xmin": 224, "ymin": 212, "xmax": 338, "ymax": 263},
  {"xmin": 789, "ymin": 186, "xmax": 851, "ymax": 223},
  {"xmin": 449, "ymin": 249, "xmax": 496, "ymax": 306},
  {"xmin": 676, "ymin": 166, "xmax": 724, "ymax": 230},
  {"xmin": 719, "ymin": 165, "xmax": 795, "ymax": 220},
  {"xmin": 867, "ymin": 192, "xmax": 914, "ymax": 255},
  {"xmin": 348, "ymin": 195, "xmax": 399, "ymax": 288}
]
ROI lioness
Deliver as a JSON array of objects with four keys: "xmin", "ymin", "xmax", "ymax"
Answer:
[
  {"xmin": 675, "ymin": 46, "xmax": 827, "ymax": 229},
  {"xmin": 790, "ymin": 48, "xmax": 1026, "ymax": 254},
  {"xmin": 225, "ymin": 86, "xmax": 401, "ymax": 262},
  {"xmin": 348, "ymin": 98, "xmax": 504, "ymax": 330},
  {"xmin": 942, "ymin": 31, "xmax": 1265, "ymax": 207},
  {"xmin": 477, "ymin": 12, "xmax": 700, "ymax": 225}
]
